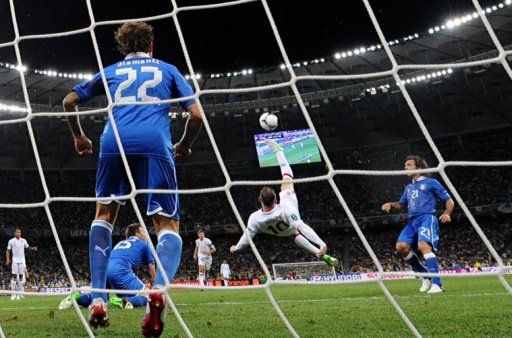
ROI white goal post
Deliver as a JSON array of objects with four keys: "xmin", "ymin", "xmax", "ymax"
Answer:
[{"xmin": 272, "ymin": 261, "xmax": 341, "ymax": 281}]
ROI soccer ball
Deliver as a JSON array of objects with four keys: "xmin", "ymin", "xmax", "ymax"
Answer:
[{"xmin": 259, "ymin": 113, "xmax": 278, "ymax": 131}]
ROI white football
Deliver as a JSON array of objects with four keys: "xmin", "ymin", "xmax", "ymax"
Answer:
[{"xmin": 259, "ymin": 113, "xmax": 278, "ymax": 131}]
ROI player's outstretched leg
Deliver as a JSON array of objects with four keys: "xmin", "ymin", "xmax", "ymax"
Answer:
[
  {"xmin": 88, "ymin": 219, "xmax": 113, "ymax": 327},
  {"xmin": 142, "ymin": 227, "xmax": 182, "ymax": 337},
  {"xmin": 295, "ymin": 224, "xmax": 339, "ymax": 266}
]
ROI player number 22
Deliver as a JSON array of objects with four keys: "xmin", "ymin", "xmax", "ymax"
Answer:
[{"xmin": 114, "ymin": 66, "xmax": 162, "ymax": 103}]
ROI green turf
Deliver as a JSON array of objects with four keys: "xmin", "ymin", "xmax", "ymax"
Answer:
[
  {"xmin": 1, "ymin": 277, "xmax": 511, "ymax": 337},
  {"xmin": 259, "ymin": 138, "xmax": 321, "ymax": 167}
]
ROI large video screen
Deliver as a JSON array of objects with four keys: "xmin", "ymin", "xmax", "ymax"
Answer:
[{"xmin": 254, "ymin": 129, "xmax": 322, "ymax": 168}]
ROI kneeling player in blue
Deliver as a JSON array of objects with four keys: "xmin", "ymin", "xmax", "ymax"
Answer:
[
  {"xmin": 381, "ymin": 155, "xmax": 454, "ymax": 294},
  {"xmin": 63, "ymin": 22, "xmax": 202, "ymax": 335},
  {"xmin": 59, "ymin": 223, "xmax": 155, "ymax": 310}
]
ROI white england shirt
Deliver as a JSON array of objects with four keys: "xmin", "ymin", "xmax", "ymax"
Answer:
[
  {"xmin": 195, "ymin": 238, "xmax": 214, "ymax": 258},
  {"xmin": 247, "ymin": 190, "xmax": 303, "ymax": 237},
  {"xmin": 7, "ymin": 237, "xmax": 29, "ymax": 264}
]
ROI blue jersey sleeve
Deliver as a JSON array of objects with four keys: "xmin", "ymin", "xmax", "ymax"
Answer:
[
  {"xmin": 72, "ymin": 72, "xmax": 105, "ymax": 103},
  {"xmin": 170, "ymin": 66, "xmax": 195, "ymax": 109},
  {"xmin": 399, "ymin": 187, "xmax": 408, "ymax": 205},
  {"xmin": 144, "ymin": 243, "xmax": 155, "ymax": 265},
  {"xmin": 431, "ymin": 179, "xmax": 451, "ymax": 201}
]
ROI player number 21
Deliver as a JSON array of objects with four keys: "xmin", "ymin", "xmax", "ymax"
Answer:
[{"xmin": 114, "ymin": 66, "xmax": 163, "ymax": 103}]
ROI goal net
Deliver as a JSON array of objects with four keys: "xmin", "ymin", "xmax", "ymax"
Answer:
[
  {"xmin": 272, "ymin": 261, "xmax": 338, "ymax": 281},
  {"xmin": 1, "ymin": 0, "xmax": 512, "ymax": 337}
]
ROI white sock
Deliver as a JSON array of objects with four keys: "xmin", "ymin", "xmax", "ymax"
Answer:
[
  {"xmin": 294, "ymin": 234, "xmax": 320, "ymax": 255},
  {"xmin": 10, "ymin": 280, "xmax": 16, "ymax": 298},
  {"xmin": 297, "ymin": 223, "xmax": 326, "ymax": 248},
  {"xmin": 198, "ymin": 274, "xmax": 205, "ymax": 286},
  {"xmin": 19, "ymin": 281, "xmax": 25, "ymax": 295},
  {"xmin": 276, "ymin": 151, "xmax": 293, "ymax": 180}
]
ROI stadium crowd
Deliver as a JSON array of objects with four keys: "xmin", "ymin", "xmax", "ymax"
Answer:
[
  {"xmin": 0, "ymin": 128, "xmax": 511, "ymax": 287},
  {"xmin": 0, "ymin": 215, "xmax": 510, "ymax": 288}
]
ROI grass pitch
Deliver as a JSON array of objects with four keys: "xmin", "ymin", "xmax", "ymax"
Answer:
[{"xmin": 1, "ymin": 277, "xmax": 511, "ymax": 337}]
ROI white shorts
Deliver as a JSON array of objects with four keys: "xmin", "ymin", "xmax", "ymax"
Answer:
[
  {"xmin": 12, "ymin": 262, "xmax": 26, "ymax": 275},
  {"xmin": 198, "ymin": 256, "xmax": 212, "ymax": 271},
  {"xmin": 222, "ymin": 273, "xmax": 230, "ymax": 279}
]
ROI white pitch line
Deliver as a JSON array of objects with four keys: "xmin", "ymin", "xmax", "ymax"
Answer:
[{"xmin": 0, "ymin": 292, "xmax": 508, "ymax": 311}]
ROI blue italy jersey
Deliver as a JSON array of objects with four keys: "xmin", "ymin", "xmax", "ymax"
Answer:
[
  {"xmin": 399, "ymin": 177, "xmax": 451, "ymax": 217},
  {"xmin": 109, "ymin": 236, "xmax": 155, "ymax": 273},
  {"xmin": 72, "ymin": 53, "xmax": 195, "ymax": 161}
]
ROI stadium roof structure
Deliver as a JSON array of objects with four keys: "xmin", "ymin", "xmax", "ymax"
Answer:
[{"xmin": 0, "ymin": 6, "xmax": 511, "ymax": 170}]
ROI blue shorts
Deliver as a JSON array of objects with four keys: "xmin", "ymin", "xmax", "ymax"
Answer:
[
  {"xmin": 107, "ymin": 269, "xmax": 145, "ymax": 297},
  {"xmin": 96, "ymin": 155, "xmax": 180, "ymax": 220},
  {"xmin": 397, "ymin": 214, "xmax": 439, "ymax": 251}
]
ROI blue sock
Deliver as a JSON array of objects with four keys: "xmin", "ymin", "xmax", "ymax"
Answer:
[
  {"xmin": 125, "ymin": 295, "xmax": 148, "ymax": 307},
  {"xmin": 424, "ymin": 252, "xmax": 442, "ymax": 287},
  {"xmin": 405, "ymin": 252, "xmax": 428, "ymax": 273},
  {"xmin": 77, "ymin": 294, "xmax": 92, "ymax": 308},
  {"xmin": 89, "ymin": 220, "xmax": 113, "ymax": 302},
  {"xmin": 154, "ymin": 230, "xmax": 182, "ymax": 287}
]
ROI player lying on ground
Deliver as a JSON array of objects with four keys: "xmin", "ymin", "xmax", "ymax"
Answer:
[
  {"xmin": 193, "ymin": 230, "xmax": 216, "ymax": 286},
  {"xmin": 6, "ymin": 228, "xmax": 37, "ymax": 300},
  {"xmin": 381, "ymin": 155, "xmax": 454, "ymax": 294},
  {"xmin": 63, "ymin": 22, "xmax": 202, "ymax": 335},
  {"xmin": 230, "ymin": 139, "xmax": 338, "ymax": 267},
  {"xmin": 59, "ymin": 224, "xmax": 155, "ymax": 310}
]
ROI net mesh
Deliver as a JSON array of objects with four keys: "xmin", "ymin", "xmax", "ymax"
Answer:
[{"xmin": 0, "ymin": 0, "xmax": 511, "ymax": 337}]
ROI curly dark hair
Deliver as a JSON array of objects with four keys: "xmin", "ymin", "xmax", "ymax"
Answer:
[{"xmin": 114, "ymin": 22, "xmax": 154, "ymax": 56}]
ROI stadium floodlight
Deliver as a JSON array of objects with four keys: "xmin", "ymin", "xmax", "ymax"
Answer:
[
  {"xmin": 429, "ymin": 28, "xmax": 434, "ymax": 34},
  {"xmin": 280, "ymin": 64, "xmax": 286, "ymax": 70},
  {"xmin": 334, "ymin": 53, "xmax": 341, "ymax": 59},
  {"xmin": 320, "ymin": 58, "xmax": 325, "ymax": 62},
  {"xmin": 242, "ymin": 69, "xmax": 248, "ymax": 75},
  {"xmin": 507, "ymin": 0, "xmax": 511, "ymax": 5},
  {"xmin": 303, "ymin": 61, "xmax": 308, "ymax": 66},
  {"xmin": 341, "ymin": 52, "xmax": 347, "ymax": 58},
  {"xmin": 248, "ymin": 69, "xmax": 253, "ymax": 74}
]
